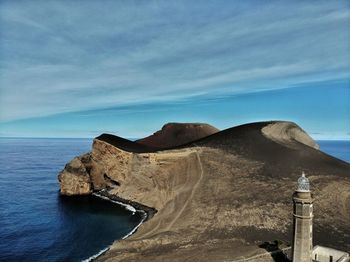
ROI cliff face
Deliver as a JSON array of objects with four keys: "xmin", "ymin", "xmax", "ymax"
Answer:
[
  {"xmin": 58, "ymin": 153, "xmax": 92, "ymax": 195},
  {"xmin": 58, "ymin": 121, "xmax": 350, "ymax": 262},
  {"xmin": 59, "ymin": 138, "xmax": 198, "ymax": 210},
  {"xmin": 58, "ymin": 140, "xmax": 134, "ymax": 197},
  {"xmin": 59, "ymin": 122, "xmax": 219, "ymax": 200}
]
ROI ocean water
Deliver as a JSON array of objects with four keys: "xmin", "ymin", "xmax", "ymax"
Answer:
[
  {"xmin": 0, "ymin": 138, "xmax": 348, "ymax": 262},
  {"xmin": 0, "ymin": 138, "xmax": 141, "ymax": 262},
  {"xmin": 317, "ymin": 140, "xmax": 350, "ymax": 163}
]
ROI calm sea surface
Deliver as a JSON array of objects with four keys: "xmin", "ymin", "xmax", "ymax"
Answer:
[
  {"xmin": 0, "ymin": 138, "xmax": 348, "ymax": 262},
  {"xmin": 0, "ymin": 138, "xmax": 141, "ymax": 262},
  {"xmin": 317, "ymin": 140, "xmax": 350, "ymax": 163}
]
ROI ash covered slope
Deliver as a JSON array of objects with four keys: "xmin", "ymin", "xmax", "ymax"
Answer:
[
  {"xmin": 136, "ymin": 122, "xmax": 219, "ymax": 149},
  {"xmin": 190, "ymin": 121, "xmax": 348, "ymax": 177},
  {"xmin": 58, "ymin": 121, "xmax": 350, "ymax": 262},
  {"xmin": 96, "ymin": 133, "xmax": 159, "ymax": 153}
]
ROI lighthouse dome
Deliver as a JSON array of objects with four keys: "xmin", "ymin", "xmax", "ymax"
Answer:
[{"xmin": 297, "ymin": 172, "xmax": 310, "ymax": 192}]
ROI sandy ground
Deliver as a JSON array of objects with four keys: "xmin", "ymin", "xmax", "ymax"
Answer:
[
  {"xmin": 96, "ymin": 147, "xmax": 350, "ymax": 261},
  {"xmin": 59, "ymin": 121, "xmax": 350, "ymax": 261}
]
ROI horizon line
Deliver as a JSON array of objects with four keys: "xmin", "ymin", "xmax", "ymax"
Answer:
[{"xmin": 1, "ymin": 136, "xmax": 349, "ymax": 141}]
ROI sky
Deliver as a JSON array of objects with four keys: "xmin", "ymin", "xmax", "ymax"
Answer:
[{"xmin": 0, "ymin": 0, "xmax": 349, "ymax": 139}]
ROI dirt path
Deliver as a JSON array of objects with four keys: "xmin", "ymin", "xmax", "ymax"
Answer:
[
  {"xmin": 165, "ymin": 150, "xmax": 204, "ymax": 231},
  {"xmin": 134, "ymin": 150, "xmax": 204, "ymax": 239}
]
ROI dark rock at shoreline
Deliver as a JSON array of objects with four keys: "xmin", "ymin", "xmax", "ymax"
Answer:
[{"xmin": 96, "ymin": 190, "xmax": 158, "ymax": 221}]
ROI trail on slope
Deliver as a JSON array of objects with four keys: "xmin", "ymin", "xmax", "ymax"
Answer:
[
  {"xmin": 134, "ymin": 150, "xmax": 204, "ymax": 239},
  {"xmin": 165, "ymin": 150, "xmax": 204, "ymax": 231}
]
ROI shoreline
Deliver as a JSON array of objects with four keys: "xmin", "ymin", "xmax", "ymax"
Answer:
[{"xmin": 82, "ymin": 189, "xmax": 157, "ymax": 262}]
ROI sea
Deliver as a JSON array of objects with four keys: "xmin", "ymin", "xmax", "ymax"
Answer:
[
  {"xmin": 316, "ymin": 140, "xmax": 350, "ymax": 163},
  {"xmin": 0, "ymin": 138, "xmax": 349, "ymax": 262},
  {"xmin": 0, "ymin": 138, "xmax": 142, "ymax": 262}
]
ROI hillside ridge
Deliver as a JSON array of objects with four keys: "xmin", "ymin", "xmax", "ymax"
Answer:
[{"xmin": 58, "ymin": 121, "xmax": 350, "ymax": 261}]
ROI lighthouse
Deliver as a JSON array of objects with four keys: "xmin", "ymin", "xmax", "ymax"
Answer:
[{"xmin": 292, "ymin": 172, "xmax": 313, "ymax": 262}]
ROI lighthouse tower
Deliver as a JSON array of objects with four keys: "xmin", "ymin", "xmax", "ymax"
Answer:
[{"xmin": 292, "ymin": 172, "xmax": 313, "ymax": 262}]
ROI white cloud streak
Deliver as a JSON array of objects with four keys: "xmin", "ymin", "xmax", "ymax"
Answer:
[{"xmin": 0, "ymin": 0, "xmax": 349, "ymax": 121}]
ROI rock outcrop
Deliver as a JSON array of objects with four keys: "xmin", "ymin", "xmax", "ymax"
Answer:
[
  {"xmin": 58, "ymin": 121, "xmax": 350, "ymax": 262},
  {"xmin": 58, "ymin": 154, "xmax": 92, "ymax": 195}
]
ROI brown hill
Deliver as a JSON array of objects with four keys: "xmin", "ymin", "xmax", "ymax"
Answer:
[
  {"xmin": 58, "ymin": 121, "xmax": 350, "ymax": 262},
  {"xmin": 190, "ymin": 121, "xmax": 348, "ymax": 178},
  {"xmin": 136, "ymin": 122, "xmax": 219, "ymax": 149}
]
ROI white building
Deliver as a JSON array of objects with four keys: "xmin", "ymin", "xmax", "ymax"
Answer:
[
  {"xmin": 291, "ymin": 173, "xmax": 350, "ymax": 262},
  {"xmin": 312, "ymin": 245, "xmax": 349, "ymax": 262}
]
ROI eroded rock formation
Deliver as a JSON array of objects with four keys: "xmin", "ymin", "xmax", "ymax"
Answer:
[
  {"xmin": 58, "ymin": 154, "xmax": 92, "ymax": 195},
  {"xmin": 58, "ymin": 121, "xmax": 350, "ymax": 262}
]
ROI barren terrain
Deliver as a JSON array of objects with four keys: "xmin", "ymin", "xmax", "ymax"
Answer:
[{"xmin": 58, "ymin": 121, "xmax": 350, "ymax": 261}]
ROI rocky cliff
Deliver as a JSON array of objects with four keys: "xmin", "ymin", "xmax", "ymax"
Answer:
[
  {"xmin": 58, "ymin": 122, "xmax": 218, "ymax": 197},
  {"xmin": 58, "ymin": 121, "xmax": 350, "ymax": 261}
]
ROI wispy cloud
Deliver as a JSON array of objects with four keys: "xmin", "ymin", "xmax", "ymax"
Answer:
[{"xmin": 0, "ymin": 0, "xmax": 349, "ymax": 122}]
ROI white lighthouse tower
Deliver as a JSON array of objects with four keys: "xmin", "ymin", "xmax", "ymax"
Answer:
[{"xmin": 292, "ymin": 172, "xmax": 313, "ymax": 262}]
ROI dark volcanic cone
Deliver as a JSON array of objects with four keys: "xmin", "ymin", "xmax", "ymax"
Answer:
[{"xmin": 136, "ymin": 122, "xmax": 219, "ymax": 149}]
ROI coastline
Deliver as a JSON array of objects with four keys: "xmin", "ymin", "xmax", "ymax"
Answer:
[
  {"xmin": 82, "ymin": 190, "xmax": 157, "ymax": 262},
  {"xmin": 56, "ymin": 122, "xmax": 350, "ymax": 261}
]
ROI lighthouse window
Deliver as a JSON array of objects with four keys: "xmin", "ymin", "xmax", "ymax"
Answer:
[
  {"xmin": 296, "ymin": 204, "xmax": 302, "ymax": 213},
  {"xmin": 330, "ymin": 255, "xmax": 333, "ymax": 262}
]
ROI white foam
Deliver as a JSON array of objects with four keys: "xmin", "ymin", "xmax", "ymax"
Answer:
[
  {"xmin": 121, "ymin": 210, "xmax": 147, "ymax": 239},
  {"xmin": 92, "ymin": 192, "xmax": 137, "ymax": 214},
  {"xmin": 81, "ymin": 247, "xmax": 109, "ymax": 262},
  {"xmin": 81, "ymin": 192, "xmax": 149, "ymax": 262}
]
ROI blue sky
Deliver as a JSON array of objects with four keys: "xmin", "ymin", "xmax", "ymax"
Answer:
[{"xmin": 0, "ymin": 1, "xmax": 349, "ymax": 139}]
